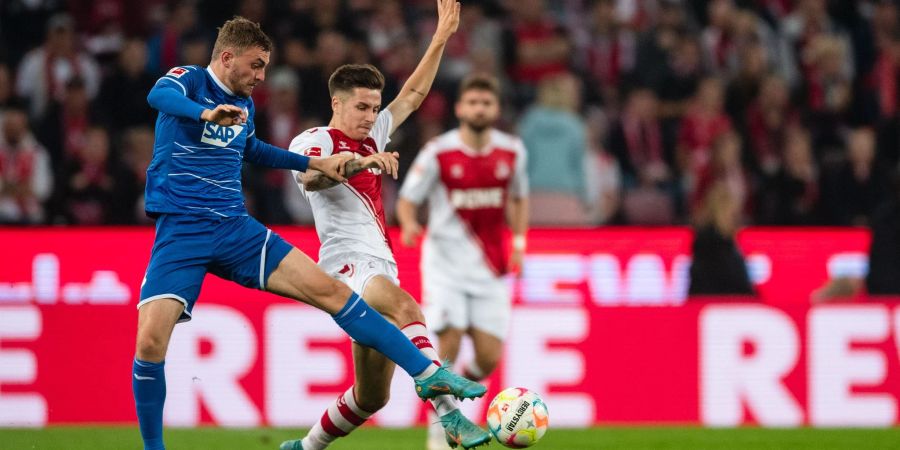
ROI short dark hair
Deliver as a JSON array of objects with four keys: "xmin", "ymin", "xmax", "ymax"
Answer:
[
  {"xmin": 212, "ymin": 16, "xmax": 273, "ymax": 58},
  {"xmin": 328, "ymin": 64, "xmax": 385, "ymax": 97},
  {"xmin": 458, "ymin": 73, "xmax": 500, "ymax": 98}
]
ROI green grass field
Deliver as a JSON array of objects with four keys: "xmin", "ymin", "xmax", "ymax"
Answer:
[{"xmin": 1, "ymin": 427, "xmax": 898, "ymax": 450}]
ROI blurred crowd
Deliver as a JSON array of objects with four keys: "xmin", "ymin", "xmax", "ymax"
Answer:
[{"xmin": 2, "ymin": 0, "xmax": 900, "ymax": 228}]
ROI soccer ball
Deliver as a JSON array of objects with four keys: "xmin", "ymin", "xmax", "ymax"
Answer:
[{"xmin": 486, "ymin": 387, "xmax": 549, "ymax": 448}]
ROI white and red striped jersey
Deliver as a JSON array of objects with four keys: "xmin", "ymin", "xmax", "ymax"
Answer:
[
  {"xmin": 400, "ymin": 128, "xmax": 528, "ymax": 278},
  {"xmin": 289, "ymin": 110, "xmax": 394, "ymax": 266}
]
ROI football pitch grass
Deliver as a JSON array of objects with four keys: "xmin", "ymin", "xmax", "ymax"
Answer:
[{"xmin": 2, "ymin": 426, "xmax": 898, "ymax": 450}]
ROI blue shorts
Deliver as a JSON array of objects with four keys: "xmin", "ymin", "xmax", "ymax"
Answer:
[{"xmin": 138, "ymin": 214, "xmax": 293, "ymax": 322}]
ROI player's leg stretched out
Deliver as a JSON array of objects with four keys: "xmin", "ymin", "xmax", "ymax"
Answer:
[
  {"xmin": 133, "ymin": 241, "xmax": 484, "ymax": 450},
  {"xmin": 280, "ymin": 273, "xmax": 491, "ymax": 450}
]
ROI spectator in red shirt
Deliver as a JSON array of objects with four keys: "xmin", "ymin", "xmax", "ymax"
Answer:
[
  {"xmin": 0, "ymin": 106, "xmax": 53, "ymax": 224},
  {"xmin": 677, "ymin": 76, "xmax": 733, "ymax": 188}
]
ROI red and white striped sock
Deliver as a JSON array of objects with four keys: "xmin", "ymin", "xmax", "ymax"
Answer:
[
  {"xmin": 301, "ymin": 386, "xmax": 374, "ymax": 450},
  {"xmin": 402, "ymin": 321, "xmax": 459, "ymax": 417}
]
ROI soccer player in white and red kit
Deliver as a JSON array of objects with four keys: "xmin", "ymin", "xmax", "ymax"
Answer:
[
  {"xmin": 397, "ymin": 74, "xmax": 530, "ymax": 450},
  {"xmin": 279, "ymin": 2, "xmax": 492, "ymax": 450}
]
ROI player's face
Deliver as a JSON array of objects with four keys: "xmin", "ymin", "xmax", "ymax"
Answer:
[
  {"xmin": 333, "ymin": 88, "xmax": 382, "ymax": 140},
  {"xmin": 455, "ymin": 89, "xmax": 499, "ymax": 133},
  {"xmin": 225, "ymin": 46, "xmax": 269, "ymax": 97}
]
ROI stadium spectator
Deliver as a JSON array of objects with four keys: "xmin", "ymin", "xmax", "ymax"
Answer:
[
  {"xmin": 0, "ymin": 106, "xmax": 53, "ymax": 224},
  {"xmin": 519, "ymin": 72, "xmax": 588, "ymax": 225},
  {"xmin": 677, "ymin": 76, "xmax": 733, "ymax": 194},
  {"xmin": 802, "ymin": 34, "xmax": 854, "ymax": 154},
  {"xmin": 60, "ymin": 126, "xmax": 116, "ymax": 224},
  {"xmin": 0, "ymin": 64, "xmax": 14, "ymax": 137},
  {"xmin": 15, "ymin": 13, "xmax": 101, "ymax": 121},
  {"xmin": 692, "ymin": 131, "xmax": 751, "ymax": 222},
  {"xmin": 435, "ymin": 1, "xmax": 504, "ymax": 84},
  {"xmin": 632, "ymin": 0, "xmax": 694, "ymax": 96},
  {"xmin": 700, "ymin": 0, "xmax": 739, "ymax": 75},
  {"xmin": 688, "ymin": 181, "xmax": 756, "ymax": 297},
  {"xmin": 584, "ymin": 112, "xmax": 621, "ymax": 225},
  {"xmin": 145, "ymin": 1, "xmax": 198, "ymax": 74},
  {"xmin": 111, "ymin": 126, "xmax": 154, "ymax": 224},
  {"xmin": 250, "ymin": 68, "xmax": 305, "ymax": 225},
  {"xmin": 37, "ymin": 77, "xmax": 94, "ymax": 169},
  {"xmin": 607, "ymin": 87, "xmax": 677, "ymax": 224},
  {"xmin": 819, "ymin": 126, "xmax": 890, "ymax": 226},
  {"xmin": 96, "ymin": 38, "xmax": 156, "ymax": 132},
  {"xmin": 757, "ymin": 126, "xmax": 820, "ymax": 225},
  {"xmin": 579, "ymin": 0, "xmax": 636, "ymax": 110},
  {"xmin": 503, "ymin": 0, "xmax": 570, "ymax": 104},
  {"xmin": 742, "ymin": 74, "xmax": 798, "ymax": 177}
]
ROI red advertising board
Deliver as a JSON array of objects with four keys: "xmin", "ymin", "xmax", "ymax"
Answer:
[{"xmin": 2, "ymin": 227, "xmax": 897, "ymax": 428}]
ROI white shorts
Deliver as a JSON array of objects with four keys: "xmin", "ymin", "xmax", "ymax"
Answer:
[
  {"xmin": 320, "ymin": 254, "xmax": 399, "ymax": 296},
  {"xmin": 422, "ymin": 268, "xmax": 511, "ymax": 340}
]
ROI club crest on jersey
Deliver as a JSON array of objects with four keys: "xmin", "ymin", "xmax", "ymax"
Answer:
[
  {"xmin": 450, "ymin": 164, "xmax": 464, "ymax": 179},
  {"xmin": 201, "ymin": 122, "xmax": 244, "ymax": 147},
  {"xmin": 495, "ymin": 161, "xmax": 511, "ymax": 179}
]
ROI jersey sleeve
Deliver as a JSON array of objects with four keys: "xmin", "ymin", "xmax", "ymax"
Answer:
[
  {"xmin": 289, "ymin": 128, "xmax": 335, "ymax": 159},
  {"xmin": 399, "ymin": 142, "xmax": 439, "ymax": 205},
  {"xmin": 510, "ymin": 137, "xmax": 530, "ymax": 199},
  {"xmin": 369, "ymin": 109, "xmax": 394, "ymax": 152},
  {"xmin": 147, "ymin": 66, "xmax": 207, "ymax": 120},
  {"xmin": 156, "ymin": 66, "xmax": 203, "ymax": 97}
]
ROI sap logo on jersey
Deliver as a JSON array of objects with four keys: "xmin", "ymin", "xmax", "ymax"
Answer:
[{"xmin": 201, "ymin": 122, "xmax": 244, "ymax": 147}]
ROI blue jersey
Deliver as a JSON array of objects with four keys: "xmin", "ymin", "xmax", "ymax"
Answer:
[{"xmin": 146, "ymin": 65, "xmax": 257, "ymax": 217}]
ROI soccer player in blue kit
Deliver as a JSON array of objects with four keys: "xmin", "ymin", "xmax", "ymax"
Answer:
[{"xmin": 132, "ymin": 17, "xmax": 485, "ymax": 450}]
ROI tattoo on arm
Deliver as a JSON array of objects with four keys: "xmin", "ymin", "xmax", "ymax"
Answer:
[{"xmin": 302, "ymin": 159, "xmax": 368, "ymax": 191}]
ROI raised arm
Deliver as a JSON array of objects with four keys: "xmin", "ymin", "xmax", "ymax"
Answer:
[{"xmin": 385, "ymin": 0, "xmax": 459, "ymax": 134}]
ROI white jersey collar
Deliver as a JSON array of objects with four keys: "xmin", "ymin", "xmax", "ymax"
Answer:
[{"xmin": 206, "ymin": 66, "xmax": 235, "ymax": 96}]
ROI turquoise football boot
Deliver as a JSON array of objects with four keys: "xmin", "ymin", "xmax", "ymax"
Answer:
[
  {"xmin": 415, "ymin": 366, "xmax": 487, "ymax": 400},
  {"xmin": 439, "ymin": 409, "xmax": 492, "ymax": 449}
]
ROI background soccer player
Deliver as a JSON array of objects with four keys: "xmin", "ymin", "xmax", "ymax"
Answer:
[
  {"xmin": 133, "ymin": 16, "xmax": 484, "ymax": 450},
  {"xmin": 397, "ymin": 74, "xmax": 530, "ymax": 450},
  {"xmin": 281, "ymin": 1, "xmax": 493, "ymax": 449}
]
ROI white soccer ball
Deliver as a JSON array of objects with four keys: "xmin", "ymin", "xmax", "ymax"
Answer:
[{"xmin": 486, "ymin": 387, "xmax": 549, "ymax": 448}]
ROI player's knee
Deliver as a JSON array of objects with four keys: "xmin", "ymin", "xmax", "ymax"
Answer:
[
  {"xmin": 135, "ymin": 333, "xmax": 168, "ymax": 362},
  {"xmin": 356, "ymin": 390, "xmax": 389, "ymax": 413},
  {"xmin": 393, "ymin": 296, "xmax": 424, "ymax": 326},
  {"xmin": 311, "ymin": 277, "xmax": 352, "ymax": 311}
]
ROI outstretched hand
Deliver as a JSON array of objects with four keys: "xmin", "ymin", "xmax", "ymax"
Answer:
[
  {"xmin": 309, "ymin": 153, "xmax": 355, "ymax": 183},
  {"xmin": 433, "ymin": 0, "xmax": 460, "ymax": 43},
  {"xmin": 360, "ymin": 152, "xmax": 400, "ymax": 180},
  {"xmin": 201, "ymin": 104, "xmax": 247, "ymax": 126}
]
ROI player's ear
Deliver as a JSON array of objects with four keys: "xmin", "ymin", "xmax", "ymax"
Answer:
[
  {"xmin": 221, "ymin": 50, "xmax": 233, "ymax": 68},
  {"xmin": 331, "ymin": 95, "xmax": 342, "ymax": 114}
]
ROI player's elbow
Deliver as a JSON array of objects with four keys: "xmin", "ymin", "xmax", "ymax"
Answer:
[{"xmin": 146, "ymin": 87, "xmax": 165, "ymax": 110}]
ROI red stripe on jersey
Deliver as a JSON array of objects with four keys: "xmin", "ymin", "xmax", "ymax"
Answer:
[
  {"xmin": 319, "ymin": 410, "xmax": 348, "ymax": 437},
  {"xmin": 436, "ymin": 148, "xmax": 518, "ymax": 275},
  {"xmin": 336, "ymin": 395, "xmax": 366, "ymax": 426},
  {"xmin": 326, "ymin": 127, "xmax": 394, "ymax": 251}
]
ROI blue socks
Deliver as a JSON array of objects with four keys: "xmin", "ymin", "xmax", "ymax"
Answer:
[
  {"xmin": 133, "ymin": 358, "xmax": 166, "ymax": 450},
  {"xmin": 332, "ymin": 293, "xmax": 432, "ymax": 377}
]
